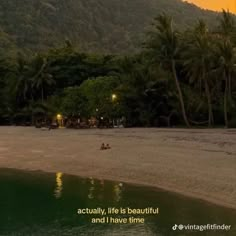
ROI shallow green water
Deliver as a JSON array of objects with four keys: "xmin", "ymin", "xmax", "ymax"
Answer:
[{"xmin": 0, "ymin": 169, "xmax": 235, "ymax": 236}]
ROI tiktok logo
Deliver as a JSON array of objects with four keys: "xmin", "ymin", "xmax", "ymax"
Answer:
[
  {"xmin": 172, "ymin": 224, "xmax": 185, "ymax": 231},
  {"xmin": 172, "ymin": 224, "xmax": 178, "ymax": 231}
]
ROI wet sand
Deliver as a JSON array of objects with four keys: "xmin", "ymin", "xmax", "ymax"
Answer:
[{"xmin": 0, "ymin": 127, "xmax": 235, "ymax": 209}]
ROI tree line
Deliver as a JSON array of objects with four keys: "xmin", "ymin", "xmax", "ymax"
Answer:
[{"xmin": 0, "ymin": 10, "xmax": 235, "ymax": 128}]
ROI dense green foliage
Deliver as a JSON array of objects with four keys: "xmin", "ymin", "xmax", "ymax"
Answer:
[
  {"xmin": 0, "ymin": 0, "xmax": 220, "ymax": 55},
  {"xmin": 0, "ymin": 9, "xmax": 235, "ymax": 128}
]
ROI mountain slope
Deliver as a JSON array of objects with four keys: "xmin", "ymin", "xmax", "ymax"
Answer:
[{"xmin": 0, "ymin": 0, "xmax": 220, "ymax": 55}]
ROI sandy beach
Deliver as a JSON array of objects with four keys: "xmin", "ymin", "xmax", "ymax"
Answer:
[{"xmin": 0, "ymin": 127, "xmax": 235, "ymax": 210}]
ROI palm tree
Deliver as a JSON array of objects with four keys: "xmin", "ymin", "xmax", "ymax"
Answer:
[
  {"xmin": 212, "ymin": 10, "xmax": 236, "ymax": 127},
  {"xmin": 218, "ymin": 10, "xmax": 235, "ymax": 39},
  {"xmin": 31, "ymin": 55, "xmax": 55, "ymax": 103},
  {"xmin": 14, "ymin": 54, "xmax": 32, "ymax": 102},
  {"xmin": 218, "ymin": 10, "xmax": 236, "ymax": 99},
  {"xmin": 147, "ymin": 13, "xmax": 190, "ymax": 127},
  {"xmin": 214, "ymin": 39, "xmax": 235, "ymax": 128},
  {"xmin": 183, "ymin": 20, "xmax": 214, "ymax": 126}
]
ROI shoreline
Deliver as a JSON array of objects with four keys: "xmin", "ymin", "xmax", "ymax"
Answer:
[
  {"xmin": 2, "ymin": 166, "xmax": 236, "ymax": 211},
  {"xmin": 0, "ymin": 127, "xmax": 236, "ymax": 210}
]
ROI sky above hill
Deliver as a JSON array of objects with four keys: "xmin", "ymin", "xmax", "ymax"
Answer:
[{"xmin": 185, "ymin": 0, "xmax": 235, "ymax": 13}]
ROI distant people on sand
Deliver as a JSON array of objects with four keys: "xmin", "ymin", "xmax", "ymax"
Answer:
[
  {"xmin": 100, "ymin": 143, "xmax": 111, "ymax": 150},
  {"xmin": 100, "ymin": 143, "xmax": 105, "ymax": 150}
]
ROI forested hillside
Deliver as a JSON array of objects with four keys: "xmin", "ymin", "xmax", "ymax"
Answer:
[
  {"xmin": 0, "ymin": 8, "xmax": 235, "ymax": 128},
  {"xmin": 0, "ymin": 0, "xmax": 219, "ymax": 55}
]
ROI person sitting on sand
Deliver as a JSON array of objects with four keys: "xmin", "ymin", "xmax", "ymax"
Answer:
[
  {"xmin": 106, "ymin": 144, "xmax": 111, "ymax": 149},
  {"xmin": 100, "ymin": 143, "xmax": 106, "ymax": 150}
]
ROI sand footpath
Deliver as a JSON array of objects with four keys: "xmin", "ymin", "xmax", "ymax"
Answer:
[{"xmin": 0, "ymin": 127, "xmax": 236, "ymax": 209}]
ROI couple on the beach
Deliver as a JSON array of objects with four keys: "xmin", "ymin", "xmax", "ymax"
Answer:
[{"xmin": 100, "ymin": 143, "xmax": 111, "ymax": 150}]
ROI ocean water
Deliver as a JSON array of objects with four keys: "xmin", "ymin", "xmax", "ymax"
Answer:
[{"xmin": 0, "ymin": 169, "xmax": 235, "ymax": 236}]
